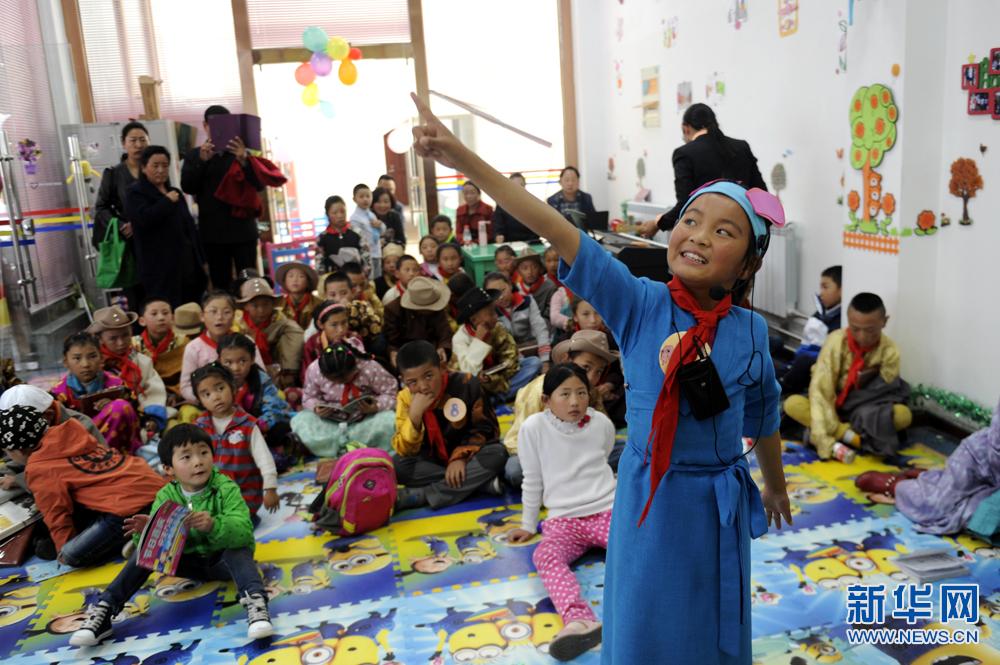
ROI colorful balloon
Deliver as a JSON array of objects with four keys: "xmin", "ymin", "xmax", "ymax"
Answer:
[
  {"xmin": 294, "ymin": 62, "xmax": 315, "ymax": 86},
  {"xmin": 386, "ymin": 125, "xmax": 412, "ymax": 154},
  {"xmin": 310, "ymin": 51, "xmax": 333, "ymax": 76},
  {"xmin": 301, "ymin": 83, "xmax": 320, "ymax": 106},
  {"xmin": 319, "ymin": 100, "xmax": 335, "ymax": 118},
  {"xmin": 326, "ymin": 36, "xmax": 349, "ymax": 61},
  {"xmin": 302, "ymin": 26, "xmax": 329, "ymax": 52},
  {"xmin": 348, "ymin": 47, "xmax": 363, "ymax": 60},
  {"xmin": 338, "ymin": 58, "xmax": 358, "ymax": 86}
]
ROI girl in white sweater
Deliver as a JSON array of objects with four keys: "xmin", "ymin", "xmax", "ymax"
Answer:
[{"xmin": 508, "ymin": 363, "xmax": 616, "ymax": 661}]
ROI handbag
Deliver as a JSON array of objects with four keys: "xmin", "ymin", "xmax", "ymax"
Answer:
[{"xmin": 95, "ymin": 216, "xmax": 137, "ymax": 288}]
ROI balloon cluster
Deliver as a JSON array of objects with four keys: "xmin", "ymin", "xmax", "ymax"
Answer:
[{"xmin": 296, "ymin": 26, "xmax": 363, "ymax": 117}]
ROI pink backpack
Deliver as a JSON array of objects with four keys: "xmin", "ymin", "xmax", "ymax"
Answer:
[{"xmin": 309, "ymin": 448, "xmax": 396, "ymax": 536}]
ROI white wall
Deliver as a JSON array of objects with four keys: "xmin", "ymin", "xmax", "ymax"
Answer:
[{"xmin": 573, "ymin": 0, "xmax": 1000, "ymax": 405}]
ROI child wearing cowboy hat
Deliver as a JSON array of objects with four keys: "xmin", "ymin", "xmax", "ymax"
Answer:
[
  {"xmin": 383, "ymin": 276, "xmax": 453, "ymax": 369},
  {"xmin": 233, "ymin": 278, "xmax": 305, "ymax": 389},
  {"xmin": 513, "ymin": 247, "xmax": 556, "ymax": 328},
  {"xmin": 449, "ymin": 288, "xmax": 528, "ymax": 403},
  {"xmin": 276, "ymin": 261, "xmax": 322, "ymax": 330}
]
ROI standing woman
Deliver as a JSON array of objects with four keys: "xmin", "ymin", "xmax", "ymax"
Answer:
[
  {"xmin": 455, "ymin": 181, "xmax": 495, "ymax": 241},
  {"xmin": 639, "ymin": 103, "xmax": 767, "ymax": 237},
  {"xmin": 126, "ymin": 146, "xmax": 208, "ymax": 308},
  {"xmin": 546, "ymin": 166, "xmax": 596, "ymax": 223},
  {"xmin": 93, "ymin": 121, "xmax": 149, "ymax": 310},
  {"xmin": 371, "ymin": 186, "xmax": 405, "ymax": 247}
]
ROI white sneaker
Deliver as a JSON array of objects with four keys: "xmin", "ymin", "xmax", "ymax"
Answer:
[
  {"xmin": 240, "ymin": 592, "xmax": 274, "ymax": 640},
  {"xmin": 69, "ymin": 600, "xmax": 114, "ymax": 647},
  {"xmin": 247, "ymin": 618, "xmax": 275, "ymax": 640}
]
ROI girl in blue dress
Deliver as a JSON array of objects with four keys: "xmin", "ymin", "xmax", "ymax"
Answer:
[{"xmin": 409, "ymin": 94, "xmax": 794, "ymax": 663}]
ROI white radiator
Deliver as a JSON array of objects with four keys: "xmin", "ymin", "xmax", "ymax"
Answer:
[{"xmin": 753, "ymin": 224, "xmax": 798, "ymax": 317}]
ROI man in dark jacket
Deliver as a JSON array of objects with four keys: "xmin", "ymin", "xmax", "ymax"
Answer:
[{"xmin": 181, "ymin": 105, "xmax": 262, "ymax": 292}]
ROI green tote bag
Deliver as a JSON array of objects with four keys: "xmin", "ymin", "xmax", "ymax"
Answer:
[{"xmin": 95, "ymin": 217, "xmax": 137, "ymax": 289}]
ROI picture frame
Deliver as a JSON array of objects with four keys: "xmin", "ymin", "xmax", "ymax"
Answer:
[
  {"xmin": 990, "ymin": 47, "xmax": 1000, "ymax": 75},
  {"xmin": 968, "ymin": 89, "xmax": 991, "ymax": 115},
  {"xmin": 961, "ymin": 63, "xmax": 979, "ymax": 90},
  {"xmin": 992, "ymin": 89, "xmax": 1000, "ymax": 120}
]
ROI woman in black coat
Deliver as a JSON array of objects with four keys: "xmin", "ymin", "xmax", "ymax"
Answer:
[
  {"xmin": 639, "ymin": 103, "xmax": 767, "ymax": 237},
  {"xmin": 93, "ymin": 121, "xmax": 149, "ymax": 308},
  {"xmin": 371, "ymin": 186, "xmax": 406, "ymax": 246},
  {"xmin": 125, "ymin": 146, "xmax": 208, "ymax": 307}
]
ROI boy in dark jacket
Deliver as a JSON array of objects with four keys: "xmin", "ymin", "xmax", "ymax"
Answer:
[{"xmin": 69, "ymin": 424, "xmax": 273, "ymax": 646}]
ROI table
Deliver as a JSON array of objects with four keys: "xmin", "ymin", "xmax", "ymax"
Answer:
[{"xmin": 460, "ymin": 241, "xmax": 546, "ymax": 286}]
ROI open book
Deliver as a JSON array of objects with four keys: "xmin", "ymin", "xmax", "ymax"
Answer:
[
  {"xmin": 79, "ymin": 386, "xmax": 129, "ymax": 417},
  {"xmin": 317, "ymin": 394, "xmax": 378, "ymax": 424},
  {"xmin": 0, "ymin": 495, "xmax": 41, "ymax": 542},
  {"xmin": 136, "ymin": 501, "xmax": 190, "ymax": 575}
]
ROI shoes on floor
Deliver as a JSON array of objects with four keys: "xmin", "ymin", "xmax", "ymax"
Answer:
[
  {"xmin": 240, "ymin": 592, "xmax": 274, "ymax": 640},
  {"xmin": 69, "ymin": 600, "xmax": 114, "ymax": 647},
  {"xmin": 484, "ymin": 476, "xmax": 504, "ymax": 497},
  {"xmin": 34, "ymin": 535, "xmax": 57, "ymax": 561},
  {"xmin": 549, "ymin": 619, "xmax": 603, "ymax": 661},
  {"xmin": 394, "ymin": 487, "xmax": 427, "ymax": 511},
  {"xmin": 121, "ymin": 539, "xmax": 136, "ymax": 559}
]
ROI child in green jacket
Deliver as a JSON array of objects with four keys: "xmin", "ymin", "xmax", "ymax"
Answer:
[{"xmin": 70, "ymin": 424, "xmax": 273, "ymax": 646}]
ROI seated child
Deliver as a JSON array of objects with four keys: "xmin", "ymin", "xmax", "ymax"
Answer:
[
  {"xmin": 383, "ymin": 276, "xmax": 453, "ymax": 368},
  {"xmin": 89, "ymin": 306, "xmax": 168, "ymax": 430},
  {"xmin": 68, "ymin": 424, "xmax": 273, "ymax": 646},
  {"xmin": 430, "ymin": 214, "xmax": 456, "ymax": 244},
  {"xmin": 382, "ymin": 254, "xmax": 422, "ymax": 307},
  {"xmin": 51, "ymin": 332, "xmax": 142, "ymax": 452},
  {"xmin": 132, "ymin": 298, "xmax": 189, "ymax": 404},
  {"xmin": 350, "ymin": 183, "xmax": 383, "ymax": 278},
  {"xmin": 456, "ymin": 182, "xmax": 495, "ymax": 241},
  {"xmin": 543, "ymin": 246, "xmax": 562, "ymax": 291},
  {"xmin": 391, "ymin": 340, "xmax": 507, "ymax": 510},
  {"xmin": 373, "ymin": 243, "xmax": 404, "ymax": 300},
  {"xmin": 191, "ymin": 363, "xmax": 279, "ymax": 517},
  {"xmin": 180, "ymin": 290, "xmax": 264, "ymax": 405},
  {"xmin": 277, "ymin": 261, "xmax": 322, "ymax": 330},
  {"xmin": 505, "ymin": 364, "xmax": 616, "ymax": 661},
  {"xmin": 435, "ymin": 242, "xmax": 465, "ymax": 284},
  {"xmin": 234, "ymin": 277, "xmax": 305, "ymax": 389},
  {"xmin": 493, "ymin": 244, "xmax": 517, "ymax": 281},
  {"xmin": 504, "ymin": 330, "xmax": 619, "ymax": 487},
  {"xmin": 784, "ymin": 292, "xmax": 912, "ymax": 462},
  {"xmin": 0, "ymin": 405, "xmax": 164, "ymax": 569},
  {"xmin": 313, "ymin": 272, "xmax": 382, "ymax": 350},
  {"xmin": 513, "ymin": 248, "xmax": 556, "ymax": 327},
  {"xmin": 318, "ymin": 195, "xmax": 370, "ymax": 273},
  {"xmin": 342, "ymin": 261, "xmax": 385, "ymax": 321},
  {"xmin": 217, "ymin": 334, "xmax": 293, "ymax": 452},
  {"xmin": 301, "ymin": 300, "xmax": 365, "ymax": 384},
  {"xmin": 418, "ymin": 234, "xmax": 440, "ymax": 279},
  {"xmin": 291, "ymin": 343, "xmax": 397, "ymax": 458},
  {"xmin": 778, "ymin": 265, "xmax": 842, "ymax": 395},
  {"xmin": 485, "ymin": 271, "xmax": 551, "ymax": 366},
  {"xmin": 451, "ymin": 287, "xmax": 529, "ymax": 403}
]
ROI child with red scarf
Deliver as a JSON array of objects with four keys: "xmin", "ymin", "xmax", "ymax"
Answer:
[
  {"xmin": 88, "ymin": 306, "xmax": 168, "ymax": 432},
  {"xmin": 783, "ymin": 292, "xmax": 911, "ymax": 462},
  {"xmin": 484, "ymin": 271, "xmax": 549, "ymax": 370},
  {"xmin": 435, "ymin": 243, "xmax": 465, "ymax": 284},
  {"xmin": 180, "ymin": 291, "xmax": 264, "ymax": 405},
  {"xmin": 382, "ymin": 254, "xmax": 421, "ymax": 307},
  {"xmin": 132, "ymin": 298, "xmax": 189, "ymax": 403},
  {"xmin": 513, "ymin": 248, "xmax": 556, "ymax": 328},
  {"xmin": 392, "ymin": 340, "xmax": 506, "ymax": 511},
  {"xmin": 234, "ymin": 278, "xmax": 304, "ymax": 390},
  {"xmin": 292, "ymin": 342, "xmax": 397, "ymax": 458},
  {"xmin": 276, "ymin": 261, "xmax": 322, "ymax": 330},
  {"xmin": 409, "ymin": 94, "xmax": 791, "ymax": 663}
]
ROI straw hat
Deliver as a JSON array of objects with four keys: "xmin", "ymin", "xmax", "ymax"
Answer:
[
  {"xmin": 455, "ymin": 287, "xmax": 501, "ymax": 324},
  {"xmin": 382, "ymin": 243, "xmax": 405, "ymax": 259},
  {"xmin": 86, "ymin": 306, "xmax": 137, "ymax": 333},
  {"xmin": 400, "ymin": 276, "xmax": 450, "ymax": 312},
  {"xmin": 274, "ymin": 261, "xmax": 319, "ymax": 291},
  {"xmin": 551, "ymin": 329, "xmax": 620, "ymax": 365},
  {"xmin": 236, "ymin": 277, "xmax": 284, "ymax": 304},
  {"xmin": 173, "ymin": 302, "xmax": 203, "ymax": 336}
]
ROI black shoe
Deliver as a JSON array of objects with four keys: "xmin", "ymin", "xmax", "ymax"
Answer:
[
  {"xmin": 69, "ymin": 600, "xmax": 114, "ymax": 646},
  {"xmin": 394, "ymin": 487, "xmax": 427, "ymax": 511},
  {"xmin": 34, "ymin": 536, "xmax": 56, "ymax": 561}
]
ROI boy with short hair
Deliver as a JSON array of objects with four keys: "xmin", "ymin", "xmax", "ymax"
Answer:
[
  {"xmin": 351, "ymin": 183, "xmax": 383, "ymax": 278},
  {"xmin": 513, "ymin": 248, "xmax": 556, "ymax": 327},
  {"xmin": 132, "ymin": 298, "xmax": 190, "ymax": 401},
  {"xmin": 392, "ymin": 341, "xmax": 506, "ymax": 510},
  {"xmin": 778, "ymin": 265, "xmax": 842, "ymax": 395},
  {"xmin": 485, "ymin": 271, "xmax": 550, "ymax": 368},
  {"xmin": 69, "ymin": 424, "xmax": 273, "ymax": 646},
  {"xmin": 784, "ymin": 292, "xmax": 912, "ymax": 462},
  {"xmin": 234, "ymin": 277, "xmax": 304, "ymax": 388},
  {"xmin": 342, "ymin": 261, "xmax": 385, "ymax": 321},
  {"xmin": 384, "ymin": 276, "xmax": 453, "ymax": 367},
  {"xmin": 0, "ymin": 405, "xmax": 164, "ymax": 569},
  {"xmin": 382, "ymin": 254, "xmax": 422, "ymax": 307},
  {"xmin": 430, "ymin": 214, "xmax": 456, "ymax": 244}
]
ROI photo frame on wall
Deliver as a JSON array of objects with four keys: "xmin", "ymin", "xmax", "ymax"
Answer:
[
  {"xmin": 990, "ymin": 47, "xmax": 1000, "ymax": 75},
  {"xmin": 968, "ymin": 89, "xmax": 991, "ymax": 115},
  {"xmin": 992, "ymin": 90, "xmax": 1000, "ymax": 120},
  {"xmin": 962, "ymin": 64, "xmax": 979, "ymax": 90}
]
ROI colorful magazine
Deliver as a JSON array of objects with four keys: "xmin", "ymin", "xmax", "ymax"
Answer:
[{"xmin": 135, "ymin": 501, "xmax": 190, "ymax": 575}]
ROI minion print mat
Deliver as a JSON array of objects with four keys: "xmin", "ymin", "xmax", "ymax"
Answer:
[{"xmin": 2, "ymin": 431, "xmax": 999, "ymax": 664}]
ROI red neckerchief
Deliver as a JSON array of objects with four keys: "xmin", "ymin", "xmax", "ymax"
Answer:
[
  {"xmin": 438, "ymin": 265, "xmax": 457, "ymax": 280},
  {"xmin": 551, "ymin": 276, "xmax": 573, "ymax": 300},
  {"xmin": 242, "ymin": 311, "xmax": 274, "ymax": 366},
  {"xmin": 498, "ymin": 292, "xmax": 525, "ymax": 321},
  {"xmin": 325, "ymin": 222, "xmax": 350, "ymax": 237},
  {"xmin": 422, "ymin": 372, "xmax": 451, "ymax": 462},
  {"xmin": 836, "ymin": 329, "xmax": 877, "ymax": 408},
  {"xmin": 198, "ymin": 331, "xmax": 218, "ymax": 349},
  {"xmin": 101, "ymin": 344, "xmax": 144, "ymax": 396},
  {"xmin": 394, "ymin": 282, "xmax": 405, "ymax": 297},
  {"xmin": 464, "ymin": 323, "xmax": 494, "ymax": 367},
  {"xmin": 521, "ymin": 274, "xmax": 547, "ymax": 296},
  {"xmin": 285, "ymin": 294, "xmax": 310, "ymax": 326},
  {"xmin": 640, "ymin": 278, "xmax": 732, "ymax": 526},
  {"xmin": 235, "ymin": 383, "xmax": 255, "ymax": 412},
  {"xmin": 341, "ymin": 381, "xmax": 362, "ymax": 406},
  {"xmin": 141, "ymin": 329, "xmax": 174, "ymax": 366}
]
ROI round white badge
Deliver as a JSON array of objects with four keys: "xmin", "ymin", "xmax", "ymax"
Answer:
[{"xmin": 443, "ymin": 398, "xmax": 467, "ymax": 423}]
